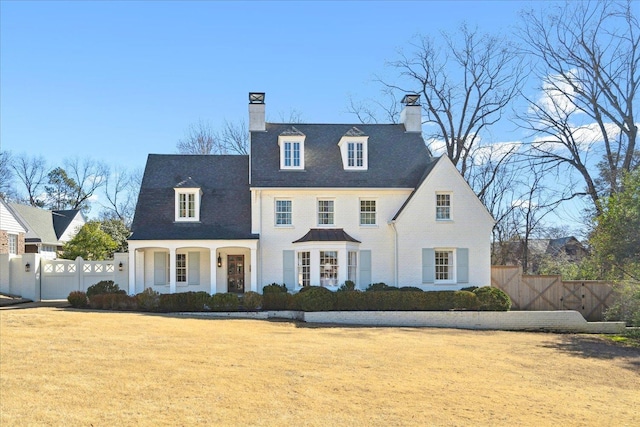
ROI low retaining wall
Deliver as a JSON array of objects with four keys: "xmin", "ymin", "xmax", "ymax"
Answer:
[{"xmin": 179, "ymin": 310, "xmax": 625, "ymax": 334}]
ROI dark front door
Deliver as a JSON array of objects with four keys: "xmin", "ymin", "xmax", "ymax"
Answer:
[{"xmin": 227, "ymin": 255, "xmax": 245, "ymax": 293}]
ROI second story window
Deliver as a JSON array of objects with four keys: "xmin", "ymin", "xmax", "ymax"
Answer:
[
  {"xmin": 174, "ymin": 178, "xmax": 202, "ymax": 222},
  {"xmin": 318, "ymin": 200, "xmax": 334, "ymax": 225},
  {"xmin": 436, "ymin": 193, "xmax": 451, "ymax": 220},
  {"xmin": 178, "ymin": 193, "xmax": 196, "ymax": 219},
  {"xmin": 339, "ymin": 127, "xmax": 368, "ymax": 170},
  {"xmin": 348, "ymin": 142, "xmax": 364, "ymax": 167},
  {"xmin": 284, "ymin": 142, "xmax": 301, "ymax": 167},
  {"xmin": 360, "ymin": 200, "xmax": 376, "ymax": 225},
  {"xmin": 275, "ymin": 200, "xmax": 292, "ymax": 226}
]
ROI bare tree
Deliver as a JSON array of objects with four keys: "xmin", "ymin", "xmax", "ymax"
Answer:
[
  {"xmin": 101, "ymin": 166, "xmax": 136, "ymax": 226},
  {"xmin": 518, "ymin": 0, "xmax": 640, "ymax": 213},
  {"xmin": 346, "ymin": 89, "xmax": 400, "ymax": 124},
  {"xmin": 218, "ymin": 119, "xmax": 249, "ymax": 155},
  {"xmin": 176, "ymin": 120, "xmax": 223, "ymax": 155},
  {"xmin": 64, "ymin": 157, "xmax": 109, "ymax": 211},
  {"xmin": 11, "ymin": 153, "xmax": 48, "ymax": 207},
  {"xmin": 381, "ymin": 24, "xmax": 524, "ymax": 179},
  {"xmin": 0, "ymin": 150, "xmax": 14, "ymax": 200}
]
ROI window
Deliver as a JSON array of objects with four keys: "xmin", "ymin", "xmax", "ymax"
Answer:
[
  {"xmin": 435, "ymin": 251, "xmax": 453, "ymax": 281},
  {"xmin": 436, "ymin": 194, "xmax": 451, "ymax": 220},
  {"xmin": 318, "ymin": 200, "xmax": 334, "ymax": 225},
  {"xmin": 348, "ymin": 251, "xmax": 357, "ymax": 283},
  {"xmin": 360, "ymin": 200, "xmax": 376, "ymax": 225},
  {"xmin": 338, "ymin": 130, "xmax": 368, "ymax": 170},
  {"xmin": 174, "ymin": 188, "xmax": 201, "ymax": 222},
  {"xmin": 279, "ymin": 132, "xmax": 305, "ymax": 170},
  {"xmin": 178, "ymin": 193, "xmax": 195, "ymax": 218},
  {"xmin": 176, "ymin": 253, "xmax": 187, "ymax": 283},
  {"xmin": 320, "ymin": 251, "xmax": 338, "ymax": 287},
  {"xmin": 348, "ymin": 142, "xmax": 364, "ymax": 167},
  {"xmin": 8, "ymin": 234, "xmax": 17, "ymax": 255},
  {"xmin": 275, "ymin": 200, "xmax": 292, "ymax": 226},
  {"xmin": 298, "ymin": 251, "xmax": 310, "ymax": 287}
]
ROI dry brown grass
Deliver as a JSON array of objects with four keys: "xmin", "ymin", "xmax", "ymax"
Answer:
[{"xmin": 1, "ymin": 308, "xmax": 639, "ymax": 426}]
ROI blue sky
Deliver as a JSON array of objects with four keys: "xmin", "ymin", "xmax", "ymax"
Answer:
[{"xmin": 1, "ymin": 0, "xmax": 534, "ymax": 173}]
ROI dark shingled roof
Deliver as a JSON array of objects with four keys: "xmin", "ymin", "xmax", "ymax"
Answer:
[
  {"xmin": 174, "ymin": 177, "xmax": 201, "ymax": 188},
  {"xmin": 293, "ymin": 228, "xmax": 361, "ymax": 244},
  {"xmin": 251, "ymin": 123, "xmax": 433, "ymax": 188},
  {"xmin": 52, "ymin": 210, "xmax": 81, "ymax": 240},
  {"xmin": 129, "ymin": 155, "xmax": 258, "ymax": 240}
]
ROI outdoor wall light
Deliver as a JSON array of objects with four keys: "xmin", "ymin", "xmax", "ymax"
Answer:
[
  {"xmin": 118, "ymin": 262, "xmax": 123, "ymax": 271},
  {"xmin": 217, "ymin": 254, "xmax": 222, "ymax": 268},
  {"xmin": 25, "ymin": 262, "xmax": 31, "ymax": 272}
]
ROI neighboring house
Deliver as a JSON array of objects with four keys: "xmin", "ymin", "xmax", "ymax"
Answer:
[
  {"xmin": 493, "ymin": 236, "xmax": 590, "ymax": 273},
  {"xmin": 0, "ymin": 199, "xmax": 28, "ymax": 256},
  {"xmin": 128, "ymin": 93, "xmax": 494, "ymax": 295},
  {"xmin": 8, "ymin": 204, "xmax": 85, "ymax": 259}
]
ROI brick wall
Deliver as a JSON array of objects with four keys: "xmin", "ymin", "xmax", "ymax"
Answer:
[{"xmin": 0, "ymin": 231, "xmax": 25, "ymax": 255}]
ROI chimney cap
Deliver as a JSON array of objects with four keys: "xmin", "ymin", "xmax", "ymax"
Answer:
[
  {"xmin": 401, "ymin": 94, "xmax": 420, "ymax": 106},
  {"xmin": 249, "ymin": 92, "xmax": 265, "ymax": 104}
]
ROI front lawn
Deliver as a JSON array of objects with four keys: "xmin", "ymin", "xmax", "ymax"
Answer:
[{"xmin": 1, "ymin": 308, "xmax": 638, "ymax": 426}]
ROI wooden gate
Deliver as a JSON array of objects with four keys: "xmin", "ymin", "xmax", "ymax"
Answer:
[{"xmin": 491, "ymin": 266, "xmax": 615, "ymax": 321}]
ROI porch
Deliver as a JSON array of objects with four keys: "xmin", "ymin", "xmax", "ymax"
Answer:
[{"xmin": 127, "ymin": 240, "xmax": 258, "ymax": 295}]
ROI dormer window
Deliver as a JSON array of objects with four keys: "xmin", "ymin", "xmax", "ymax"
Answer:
[
  {"xmin": 174, "ymin": 177, "xmax": 202, "ymax": 222},
  {"xmin": 338, "ymin": 127, "xmax": 368, "ymax": 170},
  {"xmin": 278, "ymin": 127, "xmax": 305, "ymax": 170}
]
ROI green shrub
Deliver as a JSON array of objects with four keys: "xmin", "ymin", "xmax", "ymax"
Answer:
[
  {"xmin": 399, "ymin": 286, "xmax": 423, "ymax": 292},
  {"xmin": 605, "ymin": 281, "xmax": 640, "ymax": 326},
  {"xmin": 136, "ymin": 288, "xmax": 160, "ymax": 312},
  {"xmin": 452, "ymin": 291, "xmax": 478, "ymax": 309},
  {"xmin": 262, "ymin": 283, "xmax": 288, "ymax": 294},
  {"xmin": 365, "ymin": 282, "xmax": 398, "ymax": 292},
  {"xmin": 67, "ymin": 291, "xmax": 88, "ymax": 308},
  {"xmin": 242, "ymin": 291, "xmax": 262, "ymax": 311},
  {"xmin": 293, "ymin": 286, "xmax": 334, "ymax": 311},
  {"xmin": 159, "ymin": 291, "xmax": 210, "ymax": 312},
  {"xmin": 460, "ymin": 286, "xmax": 479, "ymax": 292},
  {"xmin": 333, "ymin": 290, "xmax": 367, "ymax": 310},
  {"xmin": 88, "ymin": 293, "xmax": 137, "ymax": 310},
  {"xmin": 338, "ymin": 281, "xmax": 356, "ymax": 292},
  {"xmin": 86, "ymin": 280, "xmax": 125, "ymax": 297},
  {"xmin": 473, "ymin": 287, "xmax": 511, "ymax": 311},
  {"xmin": 210, "ymin": 293, "xmax": 240, "ymax": 312},
  {"xmin": 262, "ymin": 292, "xmax": 293, "ymax": 310}
]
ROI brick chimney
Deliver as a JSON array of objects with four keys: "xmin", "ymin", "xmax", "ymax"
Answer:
[
  {"xmin": 400, "ymin": 94, "xmax": 421, "ymax": 132},
  {"xmin": 249, "ymin": 92, "xmax": 266, "ymax": 132}
]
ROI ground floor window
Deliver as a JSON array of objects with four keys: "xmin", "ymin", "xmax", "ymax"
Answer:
[
  {"xmin": 348, "ymin": 251, "xmax": 357, "ymax": 283},
  {"xmin": 298, "ymin": 251, "xmax": 310, "ymax": 287},
  {"xmin": 320, "ymin": 251, "xmax": 338, "ymax": 287},
  {"xmin": 435, "ymin": 250, "xmax": 453, "ymax": 281},
  {"xmin": 176, "ymin": 253, "xmax": 187, "ymax": 282},
  {"xmin": 8, "ymin": 234, "xmax": 17, "ymax": 254}
]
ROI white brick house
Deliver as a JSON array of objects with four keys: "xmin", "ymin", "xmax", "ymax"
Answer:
[{"xmin": 127, "ymin": 93, "xmax": 493, "ymax": 294}]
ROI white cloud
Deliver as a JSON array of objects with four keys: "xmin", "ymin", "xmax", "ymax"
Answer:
[
  {"xmin": 470, "ymin": 141, "xmax": 522, "ymax": 165},
  {"xmin": 533, "ymin": 69, "xmax": 581, "ymax": 117},
  {"xmin": 532, "ymin": 121, "xmax": 622, "ymax": 153}
]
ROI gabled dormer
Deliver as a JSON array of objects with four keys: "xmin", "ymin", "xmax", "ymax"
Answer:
[
  {"xmin": 174, "ymin": 177, "xmax": 202, "ymax": 222},
  {"xmin": 278, "ymin": 127, "xmax": 305, "ymax": 170},
  {"xmin": 338, "ymin": 127, "xmax": 368, "ymax": 170}
]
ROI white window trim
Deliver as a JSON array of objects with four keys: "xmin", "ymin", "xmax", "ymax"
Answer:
[
  {"xmin": 338, "ymin": 135, "xmax": 368, "ymax": 170},
  {"xmin": 436, "ymin": 192, "xmax": 452, "ymax": 221},
  {"xmin": 359, "ymin": 199, "xmax": 377, "ymax": 227},
  {"xmin": 274, "ymin": 199, "xmax": 293, "ymax": 227},
  {"xmin": 278, "ymin": 134, "xmax": 305, "ymax": 170},
  {"xmin": 176, "ymin": 253, "xmax": 188, "ymax": 285},
  {"xmin": 434, "ymin": 248, "xmax": 456, "ymax": 284},
  {"xmin": 317, "ymin": 199, "xmax": 335, "ymax": 226},
  {"xmin": 8, "ymin": 233, "xmax": 17, "ymax": 255},
  {"xmin": 174, "ymin": 188, "xmax": 202, "ymax": 222}
]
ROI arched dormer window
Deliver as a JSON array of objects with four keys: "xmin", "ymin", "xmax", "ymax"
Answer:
[
  {"xmin": 338, "ymin": 127, "xmax": 368, "ymax": 170},
  {"xmin": 174, "ymin": 177, "xmax": 202, "ymax": 222},
  {"xmin": 278, "ymin": 127, "xmax": 305, "ymax": 170}
]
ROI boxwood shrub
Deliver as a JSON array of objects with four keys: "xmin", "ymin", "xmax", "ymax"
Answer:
[
  {"xmin": 67, "ymin": 291, "xmax": 88, "ymax": 308},
  {"xmin": 473, "ymin": 286, "xmax": 511, "ymax": 311},
  {"xmin": 293, "ymin": 286, "xmax": 334, "ymax": 311},
  {"xmin": 88, "ymin": 293, "xmax": 137, "ymax": 310},
  {"xmin": 241, "ymin": 291, "xmax": 262, "ymax": 311},
  {"xmin": 86, "ymin": 280, "xmax": 126, "ymax": 297},
  {"xmin": 210, "ymin": 293, "xmax": 240, "ymax": 312},
  {"xmin": 159, "ymin": 291, "xmax": 210, "ymax": 312}
]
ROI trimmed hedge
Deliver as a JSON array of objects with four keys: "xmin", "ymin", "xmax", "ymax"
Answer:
[
  {"xmin": 86, "ymin": 280, "xmax": 125, "ymax": 297},
  {"xmin": 68, "ymin": 286, "xmax": 511, "ymax": 312}
]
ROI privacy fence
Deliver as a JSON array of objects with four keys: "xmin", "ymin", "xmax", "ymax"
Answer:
[{"xmin": 491, "ymin": 266, "xmax": 615, "ymax": 321}]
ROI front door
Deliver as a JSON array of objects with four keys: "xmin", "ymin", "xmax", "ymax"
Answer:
[{"xmin": 227, "ymin": 255, "xmax": 245, "ymax": 293}]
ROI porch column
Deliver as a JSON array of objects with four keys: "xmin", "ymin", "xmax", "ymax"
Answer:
[
  {"xmin": 210, "ymin": 248, "xmax": 218, "ymax": 294},
  {"xmin": 128, "ymin": 249, "xmax": 136, "ymax": 295},
  {"xmin": 169, "ymin": 248, "xmax": 176, "ymax": 294},
  {"xmin": 250, "ymin": 247, "xmax": 258, "ymax": 292}
]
